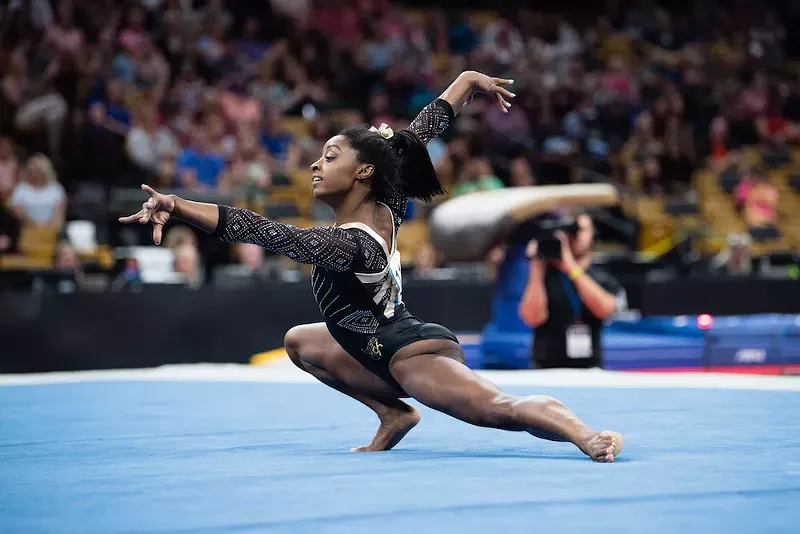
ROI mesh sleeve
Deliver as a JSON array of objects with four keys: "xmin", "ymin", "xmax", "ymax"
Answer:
[
  {"xmin": 408, "ymin": 98, "xmax": 455, "ymax": 145},
  {"xmin": 213, "ymin": 206, "xmax": 362, "ymax": 272}
]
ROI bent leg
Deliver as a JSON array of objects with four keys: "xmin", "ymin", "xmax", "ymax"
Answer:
[
  {"xmin": 284, "ymin": 323, "xmax": 419, "ymax": 451},
  {"xmin": 390, "ymin": 340, "xmax": 623, "ymax": 462}
]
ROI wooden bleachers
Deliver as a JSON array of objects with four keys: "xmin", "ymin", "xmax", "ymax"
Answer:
[{"xmin": 695, "ymin": 148, "xmax": 798, "ymax": 256}]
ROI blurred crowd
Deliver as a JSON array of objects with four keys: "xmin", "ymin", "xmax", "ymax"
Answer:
[{"xmin": 1, "ymin": 0, "xmax": 799, "ymax": 289}]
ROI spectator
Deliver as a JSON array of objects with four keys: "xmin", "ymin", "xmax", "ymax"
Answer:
[
  {"xmin": 5, "ymin": 0, "xmax": 54, "ymax": 32},
  {"xmin": 237, "ymin": 16, "xmax": 270, "ymax": 67},
  {"xmin": 8, "ymin": 154, "xmax": 66, "ymax": 230},
  {"xmin": 260, "ymin": 106, "xmax": 294, "ymax": 168},
  {"xmin": 126, "ymin": 103, "xmax": 179, "ymax": 174},
  {"xmin": 236, "ymin": 243, "xmax": 265, "ymax": 273},
  {"xmin": 452, "ymin": 157, "xmax": 504, "ymax": 197},
  {"xmin": 53, "ymin": 240, "xmax": 87, "ymax": 291},
  {"xmin": 176, "ymin": 129, "xmax": 226, "ymax": 191},
  {"xmin": 221, "ymin": 133, "xmax": 271, "ymax": 198},
  {"xmin": 708, "ymin": 116, "xmax": 730, "ymax": 170},
  {"xmin": 132, "ymin": 38, "xmax": 171, "ymax": 102},
  {"xmin": 44, "ymin": 3, "xmax": 84, "ymax": 59},
  {"xmin": 736, "ymin": 172, "xmax": 780, "ymax": 240},
  {"xmin": 173, "ymin": 242, "xmax": 203, "ymax": 289},
  {"xmin": 99, "ymin": 78, "xmax": 132, "ymax": 134},
  {"xmin": 204, "ymin": 111, "xmax": 237, "ymax": 161},
  {"xmin": 120, "ymin": 6, "xmax": 148, "ymax": 54},
  {"xmin": 163, "ymin": 225, "xmax": 198, "ymax": 250},
  {"xmin": 640, "ymin": 157, "xmax": 663, "ymax": 194},
  {"xmin": 0, "ymin": 136, "xmax": 19, "ymax": 201},
  {"xmin": 481, "ymin": 19, "xmax": 524, "ymax": 69},
  {"xmin": 196, "ymin": 19, "xmax": 229, "ymax": 81},
  {"xmin": 2, "ymin": 52, "xmax": 68, "ymax": 160},
  {"xmin": 509, "ymin": 156, "xmax": 535, "ymax": 187},
  {"xmin": 623, "ymin": 111, "xmax": 662, "ymax": 166}
]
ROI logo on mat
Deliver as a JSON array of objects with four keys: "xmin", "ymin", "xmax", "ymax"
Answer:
[{"xmin": 363, "ymin": 337, "xmax": 383, "ymax": 360}]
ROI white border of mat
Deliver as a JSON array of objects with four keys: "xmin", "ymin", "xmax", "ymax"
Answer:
[{"xmin": 1, "ymin": 363, "xmax": 800, "ymax": 391}]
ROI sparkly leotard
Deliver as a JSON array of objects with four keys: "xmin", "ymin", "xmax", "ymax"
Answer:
[{"xmin": 212, "ymin": 99, "xmax": 457, "ymax": 390}]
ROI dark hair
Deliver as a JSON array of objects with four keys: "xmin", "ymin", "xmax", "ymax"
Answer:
[{"xmin": 340, "ymin": 126, "xmax": 445, "ymax": 203}]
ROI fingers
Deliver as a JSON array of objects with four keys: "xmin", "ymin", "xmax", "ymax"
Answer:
[
  {"xmin": 495, "ymin": 93, "xmax": 505, "ymax": 112},
  {"xmin": 118, "ymin": 213, "xmax": 142, "ymax": 224},
  {"xmin": 119, "ymin": 209, "xmax": 145, "ymax": 224},
  {"xmin": 490, "ymin": 81, "xmax": 514, "ymax": 113},
  {"xmin": 492, "ymin": 77, "xmax": 514, "ymax": 86},
  {"xmin": 495, "ymin": 85, "xmax": 516, "ymax": 101},
  {"xmin": 153, "ymin": 222, "xmax": 163, "ymax": 246},
  {"xmin": 139, "ymin": 201, "xmax": 153, "ymax": 224},
  {"xmin": 495, "ymin": 93, "xmax": 512, "ymax": 113},
  {"xmin": 141, "ymin": 184, "xmax": 159, "ymax": 197}
]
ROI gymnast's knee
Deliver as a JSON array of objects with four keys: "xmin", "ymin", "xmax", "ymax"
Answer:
[{"xmin": 284, "ymin": 327, "xmax": 307, "ymax": 370}]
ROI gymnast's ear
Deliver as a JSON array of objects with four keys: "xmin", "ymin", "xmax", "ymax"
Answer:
[{"xmin": 356, "ymin": 164, "xmax": 374, "ymax": 181}]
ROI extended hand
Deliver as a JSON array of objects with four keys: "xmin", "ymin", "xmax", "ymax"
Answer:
[
  {"xmin": 118, "ymin": 184, "xmax": 176, "ymax": 245},
  {"xmin": 467, "ymin": 71, "xmax": 515, "ymax": 113}
]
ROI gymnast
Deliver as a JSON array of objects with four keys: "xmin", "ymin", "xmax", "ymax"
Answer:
[{"xmin": 120, "ymin": 71, "xmax": 623, "ymax": 462}]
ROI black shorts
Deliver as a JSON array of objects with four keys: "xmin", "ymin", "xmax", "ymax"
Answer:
[{"xmin": 326, "ymin": 306, "xmax": 459, "ymax": 392}]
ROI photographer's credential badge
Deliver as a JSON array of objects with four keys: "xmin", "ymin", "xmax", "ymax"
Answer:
[{"xmin": 566, "ymin": 324, "xmax": 592, "ymax": 359}]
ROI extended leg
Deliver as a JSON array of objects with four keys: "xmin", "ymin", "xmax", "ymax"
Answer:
[
  {"xmin": 284, "ymin": 324, "xmax": 420, "ymax": 451},
  {"xmin": 390, "ymin": 340, "xmax": 623, "ymax": 462}
]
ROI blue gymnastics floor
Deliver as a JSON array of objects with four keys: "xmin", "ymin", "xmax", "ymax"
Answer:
[{"xmin": 2, "ymin": 370, "xmax": 800, "ymax": 534}]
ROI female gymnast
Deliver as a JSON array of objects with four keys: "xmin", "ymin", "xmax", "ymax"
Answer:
[{"xmin": 120, "ymin": 71, "xmax": 623, "ymax": 462}]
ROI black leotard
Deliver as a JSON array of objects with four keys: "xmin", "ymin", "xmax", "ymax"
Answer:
[{"xmin": 212, "ymin": 99, "xmax": 457, "ymax": 391}]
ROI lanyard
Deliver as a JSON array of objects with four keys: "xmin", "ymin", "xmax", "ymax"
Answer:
[{"xmin": 560, "ymin": 273, "xmax": 583, "ymax": 323}]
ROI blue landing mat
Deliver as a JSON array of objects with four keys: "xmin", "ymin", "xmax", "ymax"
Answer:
[{"xmin": 2, "ymin": 381, "xmax": 799, "ymax": 533}]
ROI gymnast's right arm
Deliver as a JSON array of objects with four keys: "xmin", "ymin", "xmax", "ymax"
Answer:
[{"xmin": 119, "ymin": 185, "xmax": 362, "ymax": 272}]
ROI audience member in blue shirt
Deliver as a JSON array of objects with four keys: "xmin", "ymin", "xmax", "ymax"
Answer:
[
  {"xmin": 176, "ymin": 130, "xmax": 226, "ymax": 190},
  {"xmin": 260, "ymin": 107, "xmax": 293, "ymax": 162}
]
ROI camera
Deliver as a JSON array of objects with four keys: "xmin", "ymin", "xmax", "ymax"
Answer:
[{"xmin": 511, "ymin": 214, "xmax": 580, "ymax": 261}]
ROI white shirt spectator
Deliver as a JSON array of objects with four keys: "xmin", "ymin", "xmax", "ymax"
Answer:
[
  {"xmin": 10, "ymin": 180, "xmax": 66, "ymax": 225},
  {"xmin": 126, "ymin": 126, "xmax": 179, "ymax": 171},
  {"xmin": 481, "ymin": 20, "xmax": 525, "ymax": 67}
]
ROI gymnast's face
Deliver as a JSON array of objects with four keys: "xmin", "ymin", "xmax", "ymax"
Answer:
[{"xmin": 310, "ymin": 135, "xmax": 374, "ymax": 203}]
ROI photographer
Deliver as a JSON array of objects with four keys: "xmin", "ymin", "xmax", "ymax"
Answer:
[{"xmin": 518, "ymin": 213, "xmax": 626, "ymax": 369}]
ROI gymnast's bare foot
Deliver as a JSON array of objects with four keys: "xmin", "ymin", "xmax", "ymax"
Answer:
[
  {"xmin": 581, "ymin": 430, "xmax": 624, "ymax": 462},
  {"xmin": 351, "ymin": 403, "xmax": 421, "ymax": 452}
]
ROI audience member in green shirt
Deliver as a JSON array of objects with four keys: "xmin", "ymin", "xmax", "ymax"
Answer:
[{"xmin": 451, "ymin": 157, "xmax": 505, "ymax": 197}]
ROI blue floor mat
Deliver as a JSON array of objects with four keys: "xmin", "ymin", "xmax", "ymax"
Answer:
[{"xmin": 2, "ymin": 380, "xmax": 799, "ymax": 533}]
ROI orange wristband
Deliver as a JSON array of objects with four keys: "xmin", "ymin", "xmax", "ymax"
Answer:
[{"xmin": 567, "ymin": 266, "xmax": 584, "ymax": 281}]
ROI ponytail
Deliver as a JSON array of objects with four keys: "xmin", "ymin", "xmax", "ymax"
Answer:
[
  {"xmin": 341, "ymin": 125, "xmax": 446, "ymax": 206},
  {"xmin": 390, "ymin": 129, "xmax": 446, "ymax": 202}
]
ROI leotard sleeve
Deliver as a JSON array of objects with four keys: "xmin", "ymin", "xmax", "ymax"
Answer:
[
  {"xmin": 382, "ymin": 98, "xmax": 456, "ymax": 229},
  {"xmin": 408, "ymin": 98, "xmax": 455, "ymax": 145},
  {"xmin": 212, "ymin": 205, "xmax": 367, "ymax": 272}
]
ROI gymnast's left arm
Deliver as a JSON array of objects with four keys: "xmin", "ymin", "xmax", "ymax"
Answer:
[{"xmin": 407, "ymin": 71, "xmax": 515, "ymax": 145}]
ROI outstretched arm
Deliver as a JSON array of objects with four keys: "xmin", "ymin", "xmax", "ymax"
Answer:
[
  {"xmin": 119, "ymin": 185, "xmax": 362, "ymax": 272},
  {"xmin": 211, "ymin": 205, "xmax": 361, "ymax": 272},
  {"xmin": 408, "ymin": 71, "xmax": 514, "ymax": 145}
]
